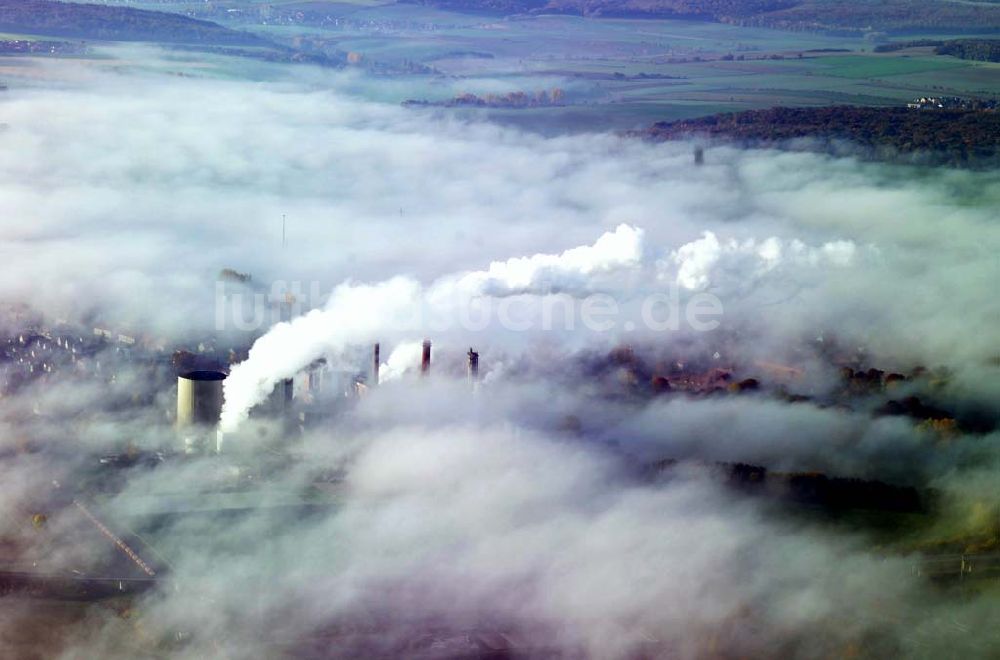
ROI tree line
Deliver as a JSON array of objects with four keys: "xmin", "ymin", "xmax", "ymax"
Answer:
[
  {"xmin": 404, "ymin": 0, "xmax": 1000, "ymax": 32},
  {"xmin": 876, "ymin": 39, "xmax": 1000, "ymax": 62},
  {"xmin": 641, "ymin": 105, "xmax": 1000, "ymax": 167}
]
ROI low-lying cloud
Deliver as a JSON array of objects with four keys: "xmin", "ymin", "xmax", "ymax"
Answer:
[{"xmin": 0, "ymin": 47, "xmax": 998, "ymax": 659}]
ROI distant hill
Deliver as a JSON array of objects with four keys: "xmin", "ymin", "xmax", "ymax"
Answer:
[
  {"xmin": 0, "ymin": 0, "xmax": 267, "ymax": 46},
  {"xmin": 402, "ymin": 0, "xmax": 1000, "ymax": 33},
  {"xmin": 638, "ymin": 106, "xmax": 1000, "ymax": 167}
]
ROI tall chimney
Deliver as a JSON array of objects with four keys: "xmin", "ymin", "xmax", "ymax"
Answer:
[
  {"xmin": 694, "ymin": 146, "xmax": 705, "ymax": 166},
  {"xmin": 372, "ymin": 342, "xmax": 380, "ymax": 386},
  {"xmin": 260, "ymin": 378, "xmax": 293, "ymax": 416},
  {"xmin": 421, "ymin": 340, "xmax": 431, "ymax": 376},
  {"xmin": 467, "ymin": 348, "xmax": 479, "ymax": 381}
]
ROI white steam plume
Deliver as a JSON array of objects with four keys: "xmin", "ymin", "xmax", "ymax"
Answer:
[
  {"xmin": 220, "ymin": 224, "xmax": 644, "ymax": 432},
  {"xmin": 664, "ymin": 231, "xmax": 861, "ymax": 291},
  {"xmin": 452, "ymin": 221, "xmax": 645, "ymax": 295},
  {"xmin": 378, "ymin": 340, "xmax": 425, "ymax": 384}
]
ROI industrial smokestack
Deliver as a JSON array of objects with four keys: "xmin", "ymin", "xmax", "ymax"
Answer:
[
  {"xmin": 271, "ymin": 378, "xmax": 293, "ymax": 411},
  {"xmin": 467, "ymin": 348, "xmax": 479, "ymax": 381},
  {"xmin": 373, "ymin": 342, "xmax": 380, "ymax": 386},
  {"xmin": 421, "ymin": 340, "xmax": 431, "ymax": 376},
  {"xmin": 694, "ymin": 146, "xmax": 705, "ymax": 166},
  {"xmin": 177, "ymin": 370, "xmax": 226, "ymax": 428},
  {"xmin": 253, "ymin": 377, "xmax": 294, "ymax": 421}
]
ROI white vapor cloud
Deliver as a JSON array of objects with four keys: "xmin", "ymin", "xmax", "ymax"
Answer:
[
  {"xmin": 0, "ymin": 47, "xmax": 998, "ymax": 660},
  {"xmin": 220, "ymin": 223, "xmax": 645, "ymax": 432}
]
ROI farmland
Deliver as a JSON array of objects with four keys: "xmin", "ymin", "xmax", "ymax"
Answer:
[
  {"xmin": 238, "ymin": 6, "xmax": 1000, "ymax": 130},
  {"xmin": 2, "ymin": 2, "xmax": 1000, "ymax": 132}
]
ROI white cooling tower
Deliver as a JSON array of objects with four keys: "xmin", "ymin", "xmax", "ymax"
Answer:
[{"xmin": 177, "ymin": 370, "xmax": 227, "ymax": 428}]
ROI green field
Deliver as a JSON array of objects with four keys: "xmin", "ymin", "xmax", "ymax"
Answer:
[
  {"xmin": 810, "ymin": 54, "xmax": 969, "ymax": 78},
  {"xmin": 245, "ymin": 8, "xmax": 1000, "ymax": 129},
  {"xmin": 6, "ymin": 3, "xmax": 1000, "ymax": 132}
]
